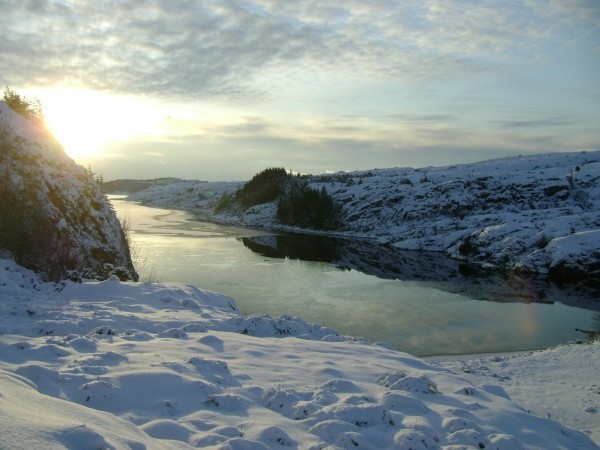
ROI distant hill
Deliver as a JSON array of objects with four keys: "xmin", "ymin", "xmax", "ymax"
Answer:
[
  {"xmin": 126, "ymin": 151, "xmax": 600, "ymax": 282},
  {"xmin": 0, "ymin": 101, "xmax": 137, "ymax": 281},
  {"xmin": 101, "ymin": 177, "xmax": 193, "ymax": 194}
]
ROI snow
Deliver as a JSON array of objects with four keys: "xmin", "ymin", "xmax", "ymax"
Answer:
[
  {"xmin": 517, "ymin": 230, "xmax": 600, "ymax": 274},
  {"xmin": 127, "ymin": 150, "xmax": 600, "ymax": 278},
  {"xmin": 430, "ymin": 344, "xmax": 600, "ymax": 444},
  {"xmin": 0, "ymin": 101, "xmax": 136, "ymax": 280},
  {"xmin": 1, "ymin": 258, "xmax": 598, "ymax": 449},
  {"xmin": 2, "ymin": 101, "xmax": 599, "ymax": 447}
]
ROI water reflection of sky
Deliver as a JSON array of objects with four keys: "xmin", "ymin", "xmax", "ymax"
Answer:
[
  {"xmin": 111, "ymin": 195, "xmax": 266, "ymax": 238},
  {"xmin": 295, "ymin": 272, "xmax": 593, "ymax": 356},
  {"xmin": 111, "ymin": 198, "xmax": 597, "ymax": 356}
]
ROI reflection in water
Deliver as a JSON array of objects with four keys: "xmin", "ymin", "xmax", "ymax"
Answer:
[
  {"xmin": 239, "ymin": 235, "xmax": 600, "ymax": 311},
  {"xmin": 577, "ymin": 312, "xmax": 600, "ymax": 342},
  {"xmin": 111, "ymin": 198, "xmax": 599, "ymax": 355},
  {"xmin": 594, "ymin": 313, "xmax": 600, "ymax": 330}
]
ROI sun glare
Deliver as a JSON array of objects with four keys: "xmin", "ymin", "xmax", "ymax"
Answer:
[{"xmin": 35, "ymin": 88, "xmax": 160, "ymax": 160}]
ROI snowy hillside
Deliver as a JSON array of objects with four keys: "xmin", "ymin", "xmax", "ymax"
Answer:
[
  {"xmin": 1, "ymin": 258, "xmax": 598, "ymax": 449},
  {"xmin": 127, "ymin": 151, "xmax": 600, "ymax": 281},
  {"xmin": 0, "ymin": 102, "xmax": 136, "ymax": 281}
]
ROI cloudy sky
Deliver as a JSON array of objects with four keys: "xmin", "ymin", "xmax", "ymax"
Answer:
[{"xmin": 2, "ymin": 0, "xmax": 599, "ymax": 181}]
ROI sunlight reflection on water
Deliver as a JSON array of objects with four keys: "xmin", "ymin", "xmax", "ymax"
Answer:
[{"xmin": 111, "ymin": 197, "xmax": 597, "ymax": 356}]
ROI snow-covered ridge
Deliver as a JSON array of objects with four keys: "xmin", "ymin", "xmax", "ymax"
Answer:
[
  {"xmin": 0, "ymin": 102, "xmax": 136, "ymax": 280},
  {"xmin": 127, "ymin": 151, "xmax": 600, "ymax": 280},
  {"xmin": 1, "ymin": 259, "xmax": 598, "ymax": 449}
]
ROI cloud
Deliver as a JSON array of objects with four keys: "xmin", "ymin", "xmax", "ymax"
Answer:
[
  {"xmin": 4, "ymin": 0, "xmax": 597, "ymax": 181},
  {"xmin": 385, "ymin": 114, "xmax": 457, "ymax": 124},
  {"xmin": 496, "ymin": 117, "xmax": 575, "ymax": 129},
  {"xmin": 84, "ymin": 108, "xmax": 582, "ymax": 182},
  {"xmin": 2, "ymin": 0, "xmax": 597, "ymax": 101}
]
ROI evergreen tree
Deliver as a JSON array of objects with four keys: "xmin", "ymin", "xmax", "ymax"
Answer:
[{"xmin": 2, "ymin": 87, "xmax": 43, "ymax": 122}]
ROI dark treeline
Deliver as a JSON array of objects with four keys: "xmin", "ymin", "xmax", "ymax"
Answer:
[
  {"xmin": 216, "ymin": 167, "xmax": 343, "ymax": 231},
  {"xmin": 276, "ymin": 179, "xmax": 342, "ymax": 230}
]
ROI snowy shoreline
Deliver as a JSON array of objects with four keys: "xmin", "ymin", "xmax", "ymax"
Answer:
[
  {"xmin": 3, "ymin": 92, "xmax": 599, "ymax": 448},
  {"xmin": 431, "ymin": 343, "xmax": 600, "ymax": 445},
  {"xmin": 1, "ymin": 258, "xmax": 598, "ymax": 449},
  {"xmin": 125, "ymin": 150, "xmax": 600, "ymax": 283}
]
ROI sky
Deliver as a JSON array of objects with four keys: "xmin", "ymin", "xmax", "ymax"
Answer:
[{"xmin": 2, "ymin": 0, "xmax": 599, "ymax": 181}]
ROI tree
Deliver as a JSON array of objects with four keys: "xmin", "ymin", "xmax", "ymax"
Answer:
[
  {"xmin": 276, "ymin": 179, "xmax": 343, "ymax": 230},
  {"xmin": 234, "ymin": 167, "xmax": 288, "ymax": 207},
  {"xmin": 2, "ymin": 87, "xmax": 43, "ymax": 122},
  {"xmin": 219, "ymin": 167, "xmax": 343, "ymax": 231}
]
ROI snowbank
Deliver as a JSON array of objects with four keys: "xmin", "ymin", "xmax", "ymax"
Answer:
[{"xmin": 1, "ymin": 259, "xmax": 598, "ymax": 449}]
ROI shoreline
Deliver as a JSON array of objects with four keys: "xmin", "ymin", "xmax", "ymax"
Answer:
[
  {"xmin": 428, "ymin": 340, "xmax": 600, "ymax": 445},
  {"xmin": 1, "ymin": 258, "xmax": 598, "ymax": 448},
  {"xmin": 421, "ymin": 337, "xmax": 597, "ymax": 360}
]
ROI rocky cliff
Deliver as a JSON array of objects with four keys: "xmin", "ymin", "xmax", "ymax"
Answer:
[{"xmin": 0, "ymin": 102, "xmax": 137, "ymax": 281}]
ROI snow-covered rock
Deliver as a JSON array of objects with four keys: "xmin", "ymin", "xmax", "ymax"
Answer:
[
  {"xmin": 0, "ymin": 102, "xmax": 136, "ymax": 281},
  {"xmin": 127, "ymin": 151, "xmax": 600, "ymax": 281}
]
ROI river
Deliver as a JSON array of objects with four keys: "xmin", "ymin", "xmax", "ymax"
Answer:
[{"xmin": 111, "ymin": 196, "xmax": 599, "ymax": 356}]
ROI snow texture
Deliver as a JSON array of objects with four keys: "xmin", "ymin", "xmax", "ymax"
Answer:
[
  {"xmin": 1, "ymin": 258, "xmax": 598, "ymax": 449},
  {"xmin": 128, "ymin": 151, "xmax": 600, "ymax": 279}
]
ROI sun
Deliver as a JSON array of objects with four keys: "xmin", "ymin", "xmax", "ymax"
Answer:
[{"xmin": 35, "ymin": 88, "xmax": 160, "ymax": 160}]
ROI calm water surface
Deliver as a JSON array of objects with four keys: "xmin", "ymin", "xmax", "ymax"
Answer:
[{"xmin": 112, "ymin": 197, "xmax": 599, "ymax": 356}]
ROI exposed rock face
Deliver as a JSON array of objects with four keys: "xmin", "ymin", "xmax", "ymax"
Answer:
[{"xmin": 0, "ymin": 102, "xmax": 137, "ymax": 281}]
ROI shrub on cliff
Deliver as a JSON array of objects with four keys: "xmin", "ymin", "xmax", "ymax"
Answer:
[{"xmin": 2, "ymin": 86, "xmax": 43, "ymax": 123}]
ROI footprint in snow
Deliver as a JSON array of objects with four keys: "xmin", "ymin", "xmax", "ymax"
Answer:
[
  {"xmin": 191, "ymin": 426, "xmax": 243, "ymax": 448},
  {"xmin": 75, "ymin": 351, "xmax": 128, "ymax": 374},
  {"xmin": 325, "ymin": 402, "xmax": 392, "ymax": 428},
  {"xmin": 156, "ymin": 328, "xmax": 188, "ymax": 339},
  {"xmin": 58, "ymin": 424, "xmax": 114, "ymax": 450},
  {"xmin": 88, "ymin": 326, "xmax": 117, "ymax": 337},
  {"xmin": 308, "ymin": 420, "xmax": 370, "ymax": 449},
  {"xmin": 394, "ymin": 429, "xmax": 441, "ymax": 450},
  {"xmin": 378, "ymin": 371, "xmax": 438, "ymax": 394},
  {"xmin": 121, "ymin": 329, "xmax": 154, "ymax": 341},
  {"xmin": 28, "ymin": 343, "xmax": 72, "ymax": 360},
  {"xmin": 322, "ymin": 379, "xmax": 361, "ymax": 393},
  {"xmin": 243, "ymin": 425, "xmax": 295, "ymax": 448},
  {"xmin": 381, "ymin": 391, "xmax": 430, "ymax": 415},
  {"xmin": 197, "ymin": 334, "xmax": 224, "ymax": 351},
  {"xmin": 78, "ymin": 379, "xmax": 113, "ymax": 405},
  {"xmin": 64, "ymin": 336, "xmax": 98, "ymax": 353},
  {"xmin": 140, "ymin": 419, "xmax": 193, "ymax": 442},
  {"xmin": 446, "ymin": 428, "xmax": 491, "ymax": 449},
  {"xmin": 10, "ymin": 341, "xmax": 32, "ymax": 350},
  {"xmin": 204, "ymin": 393, "xmax": 246, "ymax": 412},
  {"xmin": 15, "ymin": 364, "xmax": 62, "ymax": 396},
  {"xmin": 181, "ymin": 323, "xmax": 207, "ymax": 333},
  {"xmin": 262, "ymin": 387, "xmax": 312, "ymax": 419}
]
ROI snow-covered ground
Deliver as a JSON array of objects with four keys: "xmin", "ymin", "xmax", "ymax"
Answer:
[
  {"xmin": 1, "ymin": 258, "xmax": 598, "ymax": 449},
  {"xmin": 128, "ymin": 151, "xmax": 600, "ymax": 279},
  {"xmin": 429, "ymin": 344, "xmax": 600, "ymax": 446}
]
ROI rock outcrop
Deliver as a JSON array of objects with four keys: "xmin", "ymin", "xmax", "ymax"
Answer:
[{"xmin": 0, "ymin": 102, "xmax": 137, "ymax": 281}]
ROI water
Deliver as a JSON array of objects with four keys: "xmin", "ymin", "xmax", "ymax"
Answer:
[{"xmin": 112, "ymin": 197, "xmax": 599, "ymax": 356}]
